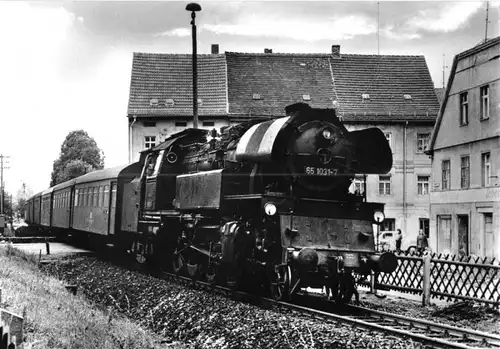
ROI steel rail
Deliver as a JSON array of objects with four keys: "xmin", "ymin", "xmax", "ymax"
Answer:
[
  {"xmin": 165, "ymin": 273, "xmax": 499, "ymax": 349},
  {"xmin": 346, "ymin": 304, "xmax": 500, "ymax": 348}
]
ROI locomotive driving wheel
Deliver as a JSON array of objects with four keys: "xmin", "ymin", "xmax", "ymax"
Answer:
[{"xmin": 269, "ymin": 264, "xmax": 291, "ymax": 301}]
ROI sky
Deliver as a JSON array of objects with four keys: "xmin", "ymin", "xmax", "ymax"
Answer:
[{"xmin": 0, "ymin": 0, "xmax": 498, "ymax": 199}]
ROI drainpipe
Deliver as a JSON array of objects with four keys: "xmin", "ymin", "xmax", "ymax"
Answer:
[
  {"xmin": 403, "ymin": 121, "xmax": 408, "ymax": 235},
  {"xmin": 129, "ymin": 116, "xmax": 137, "ymax": 163}
]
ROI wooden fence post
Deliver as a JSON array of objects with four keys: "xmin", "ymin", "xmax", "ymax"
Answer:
[
  {"xmin": 422, "ymin": 253, "xmax": 431, "ymax": 306},
  {"xmin": 370, "ymin": 271, "xmax": 377, "ymax": 294},
  {"xmin": 0, "ymin": 308, "xmax": 24, "ymax": 349},
  {"xmin": 45, "ymin": 239, "xmax": 50, "ymax": 255}
]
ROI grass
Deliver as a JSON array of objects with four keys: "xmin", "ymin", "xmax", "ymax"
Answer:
[{"xmin": 0, "ymin": 244, "xmax": 182, "ymax": 349}]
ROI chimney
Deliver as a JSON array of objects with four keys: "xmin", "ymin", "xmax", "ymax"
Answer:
[
  {"xmin": 211, "ymin": 44, "xmax": 219, "ymax": 54},
  {"xmin": 264, "ymin": 48, "xmax": 273, "ymax": 53},
  {"xmin": 331, "ymin": 45, "xmax": 340, "ymax": 57}
]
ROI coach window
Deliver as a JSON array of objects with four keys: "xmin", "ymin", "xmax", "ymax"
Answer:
[
  {"xmin": 104, "ymin": 185, "xmax": 109, "ymax": 206},
  {"xmin": 99, "ymin": 186, "xmax": 104, "ymax": 206},
  {"xmin": 93, "ymin": 187, "xmax": 98, "ymax": 207}
]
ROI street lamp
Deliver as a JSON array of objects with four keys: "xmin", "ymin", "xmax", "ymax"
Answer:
[{"xmin": 186, "ymin": 2, "xmax": 202, "ymax": 129}]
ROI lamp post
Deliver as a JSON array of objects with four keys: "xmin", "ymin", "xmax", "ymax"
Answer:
[{"xmin": 186, "ymin": 2, "xmax": 201, "ymax": 129}]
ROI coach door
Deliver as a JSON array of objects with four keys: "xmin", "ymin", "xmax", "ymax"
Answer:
[{"xmin": 108, "ymin": 182, "xmax": 117, "ymax": 235}]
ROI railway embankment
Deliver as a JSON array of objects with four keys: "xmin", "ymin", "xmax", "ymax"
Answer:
[
  {"xmin": 39, "ymin": 255, "xmax": 429, "ymax": 349},
  {"xmin": 0, "ymin": 243, "xmax": 179, "ymax": 349}
]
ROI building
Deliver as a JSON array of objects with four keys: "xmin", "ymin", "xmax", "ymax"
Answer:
[
  {"xmin": 127, "ymin": 45, "xmax": 440, "ymax": 249},
  {"xmin": 427, "ymin": 37, "xmax": 500, "ymax": 258}
]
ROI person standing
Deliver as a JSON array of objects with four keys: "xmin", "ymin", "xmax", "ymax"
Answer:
[
  {"xmin": 395, "ymin": 229, "xmax": 402, "ymax": 253},
  {"xmin": 416, "ymin": 229, "xmax": 428, "ymax": 254}
]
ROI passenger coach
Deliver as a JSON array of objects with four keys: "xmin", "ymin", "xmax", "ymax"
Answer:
[{"xmin": 25, "ymin": 164, "xmax": 140, "ymax": 240}]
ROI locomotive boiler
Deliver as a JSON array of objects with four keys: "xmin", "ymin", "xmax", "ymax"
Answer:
[{"xmin": 129, "ymin": 102, "xmax": 397, "ymax": 302}]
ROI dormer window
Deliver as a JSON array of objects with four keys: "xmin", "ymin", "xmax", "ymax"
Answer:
[
  {"xmin": 252, "ymin": 93, "xmax": 262, "ymax": 100},
  {"xmin": 403, "ymin": 94, "xmax": 412, "ymax": 100},
  {"xmin": 361, "ymin": 93, "xmax": 370, "ymax": 100},
  {"xmin": 198, "ymin": 98, "xmax": 203, "ymax": 106},
  {"xmin": 165, "ymin": 98, "xmax": 175, "ymax": 107},
  {"xmin": 149, "ymin": 98, "xmax": 159, "ymax": 107},
  {"xmin": 302, "ymin": 94, "xmax": 311, "ymax": 101}
]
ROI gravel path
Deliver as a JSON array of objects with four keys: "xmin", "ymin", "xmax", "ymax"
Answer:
[{"xmin": 42, "ymin": 256, "xmax": 430, "ymax": 349}]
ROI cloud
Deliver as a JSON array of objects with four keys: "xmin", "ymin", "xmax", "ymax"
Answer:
[
  {"xmin": 154, "ymin": 27, "xmax": 191, "ymax": 37},
  {"xmin": 383, "ymin": 25, "xmax": 422, "ymax": 40},
  {"xmin": 159, "ymin": 13, "xmax": 377, "ymax": 41},
  {"xmin": 406, "ymin": 2, "xmax": 483, "ymax": 33}
]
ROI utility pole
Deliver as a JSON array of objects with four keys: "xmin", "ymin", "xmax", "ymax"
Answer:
[{"xmin": 0, "ymin": 154, "xmax": 10, "ymax": 215}]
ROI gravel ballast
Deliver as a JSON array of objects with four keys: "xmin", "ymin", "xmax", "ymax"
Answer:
[{"xmin": 42, "ymin": 256, "xmax": 430, "ymax": 349}]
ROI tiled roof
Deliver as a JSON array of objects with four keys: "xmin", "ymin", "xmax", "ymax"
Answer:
[
  {"xmin": 127, "ymin": 51, "xmax": 440, "ymax": 122},
  {"xmin": 434, "ymin": 88, "xmax": 445, "ymax": 105},
  {"xmin": 127, "ymin": 53, "xmax": 227, "ymax": 116},
  {"xmin": 428, "ymin": 36, "xmax": 500, "ymax": 153},
  {"xmin": 225, "ymin": 52, "xmax": 335, "ymax": 116},
  {"xmin": 330, "ymin": 54, "xmax": 439, "ymax": 121}
]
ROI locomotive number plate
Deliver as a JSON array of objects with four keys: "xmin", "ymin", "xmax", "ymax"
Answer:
[{"xmin": 304, "ymin": 166, "xmax": 338, "ymax": 176}]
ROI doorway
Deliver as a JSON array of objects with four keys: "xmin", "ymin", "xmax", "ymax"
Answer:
[
  {"xmin": 419, "ymin": 218, "xmax": 430, "ymax": 238},
  {"xmin": 457, "ymin": 215, "xmax": 469, "ymax": 256}
]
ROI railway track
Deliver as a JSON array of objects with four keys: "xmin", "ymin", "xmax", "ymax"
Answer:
[
  {"xmin": 13, "ymin": 239, "xmax": 498, "ymax": 348},
  {"xmin": 165, "ymin": 272, "xmax": 500, "ymax": 349}
]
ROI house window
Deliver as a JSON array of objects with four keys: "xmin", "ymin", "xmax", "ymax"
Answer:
[
  {"xmin": 459, "ymin": 92, "xmax": 468, "ymax": 125},
  {"xmin": 442, "ymin": 160, "xmax": 450, "ymax": 190},
  {"xmin": 460, "ymin": 156, "xmax": 470, "ymax": 188},
  {"xmin": 175, "ymin": 121, "xmax": 187, "ymax": 127},
  {"xmin": 143, "ymin": 121, "xmax": 156, "ymax": 127},
  {"xmin": 417, "ymin": 175, "xmax": 429, "ymax": 195},
  {"xmin": 417, "ymin": 133, "xmax": 430, "ymax": 153},
  {"xmin": 202, "ymin": 121, "xmax": 215, "ymax": 127},
  {"xmin": 384, "ymin": 132, "xmax": 392, "ymax": 150},
  {"xmin": 350, "ymin": 176, "xmax": 365, "ymax": 195},
  {"xmin": 382, "ymin": 218, "xmax": 396, "ymax": 231},
  {"xmin": 378, "ymin": 176, "xmax": 391, "ymax": 195},
  {"xmin": 144, "ymin": 136, "xmax": 156, "ymax": 149},
  {"xmin": 480, "ymin": 85, "xmax": 489, "ymax": 120},
  {"xmin": 482, "ymin": 152, "xmax": 491, "ymax": 187}
]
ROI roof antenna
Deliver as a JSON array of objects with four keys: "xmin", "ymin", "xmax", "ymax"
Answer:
[
  {"xmin": 442, "ymin": 53, "xmax": 448, "ymax": 89},
  {"xmin": 377, "ymin": 2, "xmax": 380, "ymax": 55},
  {"xmin": 485, "ymin": 1, "xmax": 490, "ymax": 42}
]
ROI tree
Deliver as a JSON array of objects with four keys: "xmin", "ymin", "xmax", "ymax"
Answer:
[
  {"xmin": 14, "ymin": 183, "xmax": 33, "ymax": 220},
  {"xmin": 1, "ymin": 190, "xmax": 14, "ymax": 222},
  {"xmin": 50, "ymin": 130, "xmax": 105, "ymax": 186}
]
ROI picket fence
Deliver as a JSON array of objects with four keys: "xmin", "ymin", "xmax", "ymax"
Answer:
[{"xmin": 369, "ymin": 252, "xmax": 500, "ymax": 306}]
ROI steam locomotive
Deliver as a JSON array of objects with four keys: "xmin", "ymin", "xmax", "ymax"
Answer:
[{"xmin": 26, "ymin": 103, "xmax": 397, "ymax": 302}]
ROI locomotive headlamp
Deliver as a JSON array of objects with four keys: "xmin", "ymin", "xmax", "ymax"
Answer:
[
  {"xmin": 322, "ymin": 128, "xmax": 334, "ymax": 140},
  {"xmin": 264, "ymin": 203, "xmax": 277, "ymax": 216},
  {"xmin": 373, "ymin": 210, "xmax": 385, "ymax": 224}
]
